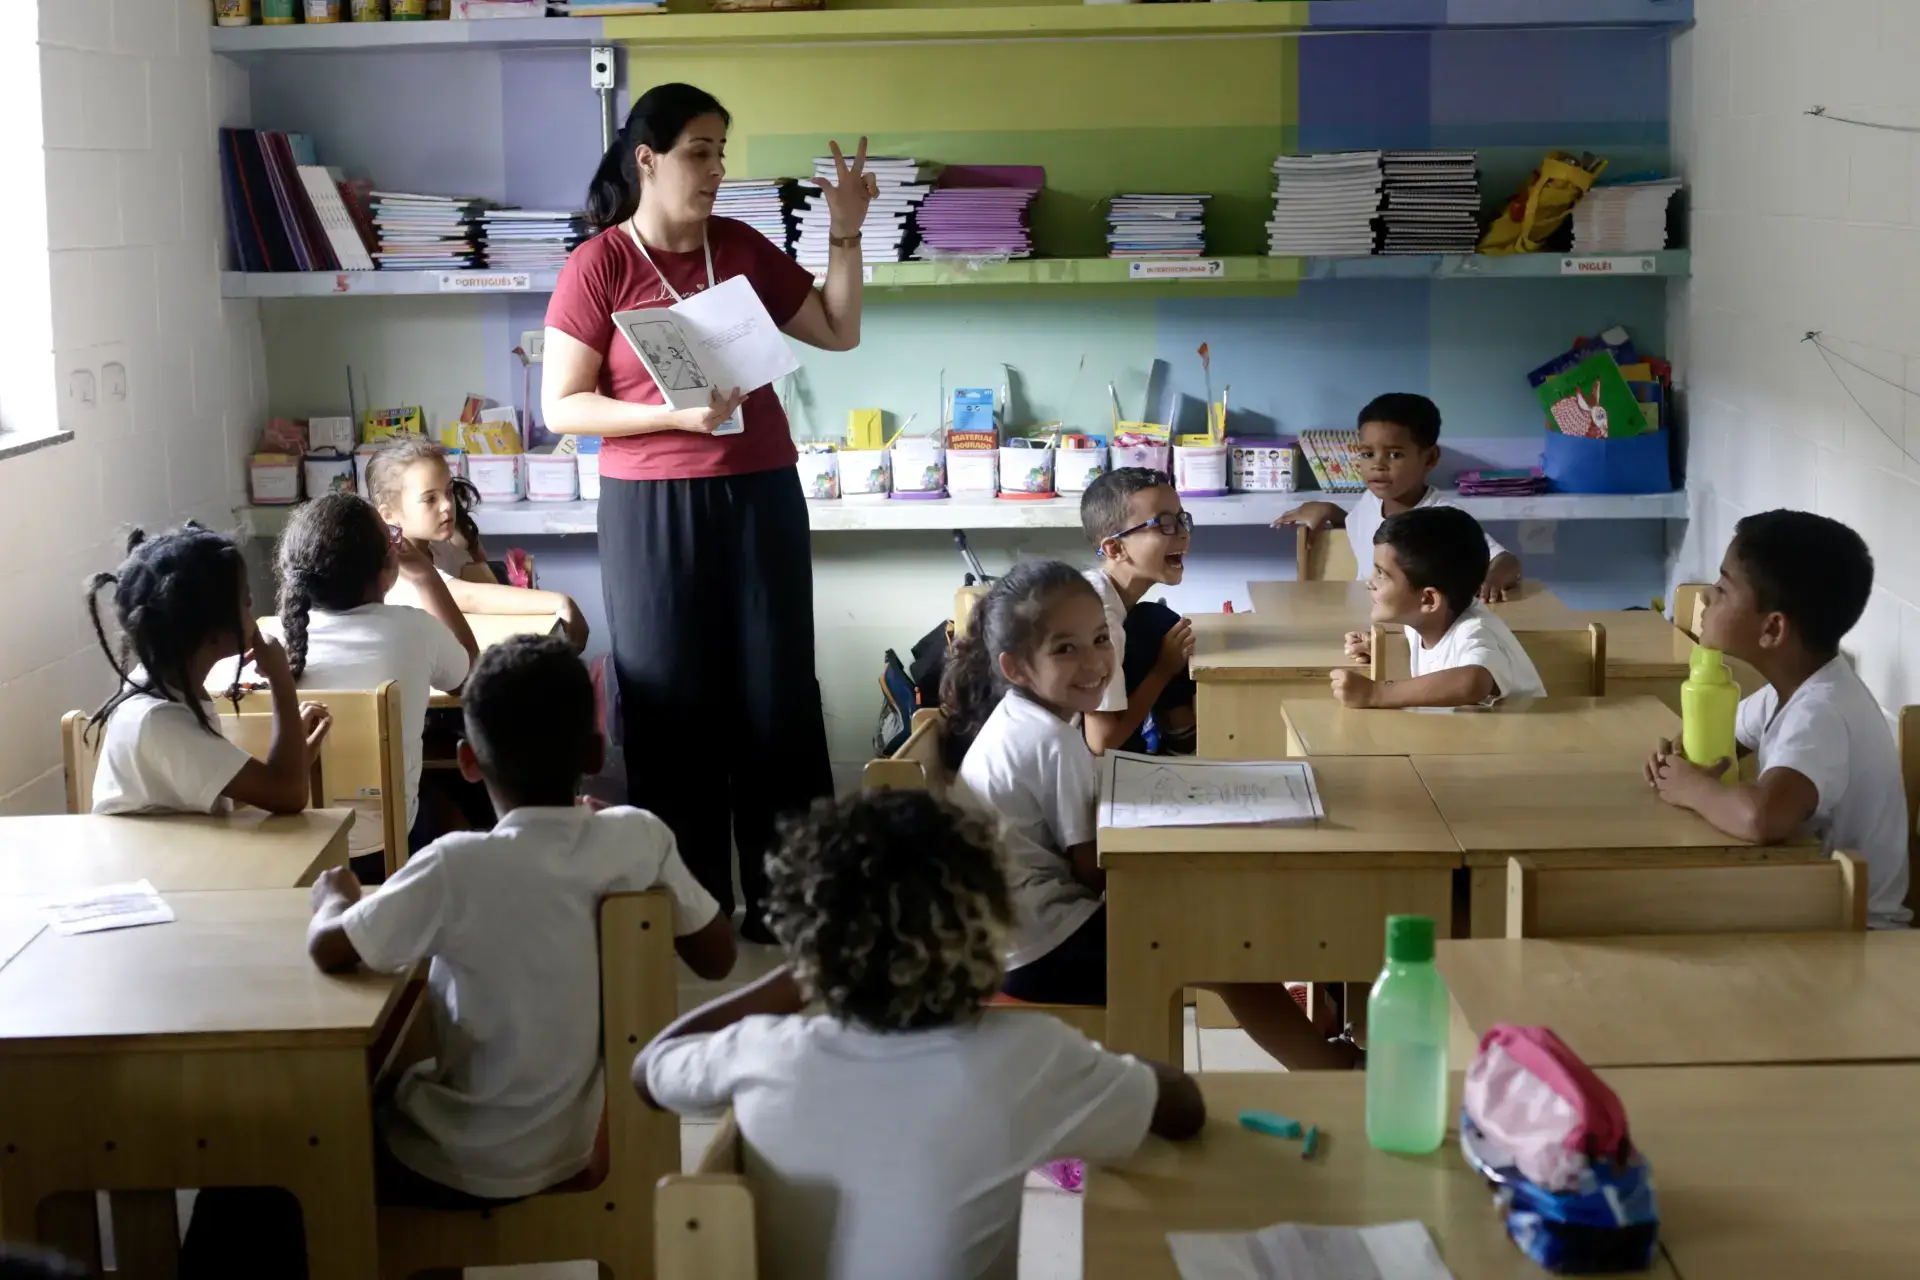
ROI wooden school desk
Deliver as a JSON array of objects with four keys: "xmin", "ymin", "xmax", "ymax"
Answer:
[
  {"xmin": 432, "ymin": 612, "xmax": 558, "ymax": 708},
  {"xmin": 1245, "ymin": 578, "xmax": 1573, "ymax": 629},
  {"xmin": 1279, "ymin": 695, "xmax": 1680, "ymax": 757},
  {"xmin": 1561, "ymin": 610, "xmax": 1694, "ymax": 708},
  {"xmin": 1085, "ymin": 1072, "xmax": 1680, "ymax": 1280},
  {"xmin": 1438, "ymin": 931, "xmax": 1920, "ymax": 1068},
  {"xmin": 1189, "ymin": 613, "xmax": 1358, "ymax": 758},
  {"xmin": 1410, "ymin": 753, "xmax": 1822, "ymax": 937},
  {"xmin": 0, "ymin": 809, "xmax": 354, "ymax": 896},
  {"xmin": 0, "ymin": 889, "xmax": 412, "ymax": 1278},
  {"xmin": 1099, "ymin": 756, "xmax": 1460, "ymax": 1061}
]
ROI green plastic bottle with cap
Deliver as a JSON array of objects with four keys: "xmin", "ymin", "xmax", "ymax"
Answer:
[
  {"xmin": 1366, "ymin": 914, "xmax": 1450, "ymax": 1154},
  {"xmin": 1682, "ymin": 647, "xmax": 1740, "ymax": 784}
]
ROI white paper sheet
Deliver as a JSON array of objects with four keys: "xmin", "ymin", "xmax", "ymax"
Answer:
[
  {"xmin": 37, "ymin": 879, "xmax": 175, "ymax": 936},
  {"xmin": 1167, "ymin": 1221, "xmax": 1454, "ymax": 1280},
  {"xmin": 1099, "ymin": 752, "xmax": 1325, "ymax": 828},
  {"xmin": 611, "ymin": 274, "xmax": 799, "ymax": 433}
]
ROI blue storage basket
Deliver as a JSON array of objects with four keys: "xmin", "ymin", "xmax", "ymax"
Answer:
[{"xmin": 1542, "ymin": 430, "xmax": 1672, "ymax": 495}]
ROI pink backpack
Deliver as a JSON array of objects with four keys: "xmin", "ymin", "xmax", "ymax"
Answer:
[{"xmin": 1463, "ymin": 1024, "xmax": 1632, "ymax": 1193}]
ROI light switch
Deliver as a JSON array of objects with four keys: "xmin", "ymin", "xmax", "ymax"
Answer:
[
  {"xmin": 102, "ymin": 362, "xmax": 127, "ymax": 402},
  {"xmin": 68, "ymin": 367, "xmax": 96, "ymax": 408}
]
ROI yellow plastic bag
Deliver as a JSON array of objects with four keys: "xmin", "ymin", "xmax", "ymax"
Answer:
[{"xmin": 1479, "ymin": 152, "xmax": 1607, "ymax": 256}]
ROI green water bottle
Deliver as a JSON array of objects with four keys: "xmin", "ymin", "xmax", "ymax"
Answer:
[
  {"xmin": 1681, "ymin": 647, "xmax": 1740, "ymax": 784},
  {"xmin": 1366, "ymin": 914, "xmax": 1449, "ymax": 1154}
]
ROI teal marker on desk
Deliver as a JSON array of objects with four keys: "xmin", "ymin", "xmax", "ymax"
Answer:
[{"xmin": 1238, "ymin": 1110, "xmax": 1303, "ymax": 1140}]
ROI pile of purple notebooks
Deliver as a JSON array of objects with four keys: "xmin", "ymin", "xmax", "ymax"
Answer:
[
  {"xmin": 913, "ymin": 165, "xmax": 1043, "ymax": 259},
  {"xmin": 1454, "ymin": 468, "xmax": 1548, "ymax": 497}
]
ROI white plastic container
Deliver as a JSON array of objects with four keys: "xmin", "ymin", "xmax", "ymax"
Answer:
[
  {"xmin": 525, "ymin": 452, "xmax": 578, "ymax": 502},
  {"xmin": 249, "ymin": 455, "xmax": 302, "ymax": 505},
  {"xmin": 1229, "ymin": 442, "xmax": 1296, "ymax": 492},
  {"xmin": 997, "ymin": 446, "xmax": 1054, "ymax": 496},
  {"xmin": 352, "ymin": 444, "xmax": 381, "ymax": 497},
  {"xmin": 796, "ymin": 450, "xmax": 841, "ymax": 500},
  {"xmin": 1172, "ymin": 444, "xmax": 1230, "ymax": 497},
  {"xmin": 303, "ymin": 454, "xmax": 356, "ymax": 497},
  {"xmin": 839, "ymin": 449, "xmax": 889, "ymax": 497},
  {"xmin": 1055, "ymin": 446, "xmax": 1108, "ymax": 494},
  {"xmin": 946, "ymin": 450, "xmax": 999, "ymax": 496},
  {"xmin": 890, "ymin": 441, "xmax": 945, "ymax": 495},
  {"xmin": 1110, "ymin": 443, "xmax": 1171, "ymax": 476},
  {"xmin": 468, "ymin": 454, "xmax": 525, "ymax": 503},
  {"xmin": 577, "ymin": 450, "xmax": 601, "ymax": 501}
]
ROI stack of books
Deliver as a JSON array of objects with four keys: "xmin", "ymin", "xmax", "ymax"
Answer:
[
  {"xmin": 916, "ymin": 167, "xmax": 1043, "ymax": 259},
  {"xmin": 479, "ymin": 209, "xmax": 585, "ymax": 272},
  {"xmin": 219, "ymin": 128, "xmax": 376, "ymax": 272},
  {"xmin": 1266, "ymin": 152, "xmax": 1382, "ymax": 257},
  {"xmin": 1454, "ymin": 468, "xmax": 1548, "ymax": 497},
  {"xmin": 1378, "ymin": 151, "xmax": 1482, "ymax": 255},
  {"xmin": 370, "ymin": 193, "xmax": 486, "ymax": 271},
  {"xmin": 1295, "ymin": 429, "xmax": 1367, "ymax": 492},
  {"xmin": 714, "ymin": 179, "xmax": 801, "ymax": 254},
  {"xmin": 1106, "ymin": 194, "xmax": 1210, "ymax": 259},
  {"xmin": 793, "ymin": 156, "xmax": 933, "ymax": 268},
  {"xmin": 1572, "ymin": 179, "xmax": 1681, "ymax": 253}
]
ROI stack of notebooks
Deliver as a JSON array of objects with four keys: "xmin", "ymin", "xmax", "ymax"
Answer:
[
  {"xmin": 1378, "ymin": 151, "xmax": 1482, "ymax": 255},
  {"xmin": 793, "ymin": 156, "xmax": 934, "ymax": 268},
  {"xmin": 1454, "ymin": 468, "xmax": 1548, "ymax": 497},
  {"xmin": 1572, "ymin": 179, "xmax": 1681, "ymax": 253},
  {"xmin": 1266, "ymin": 152, "xmax": 1382, "ymax": 256},
  {"xmin": 479, "ymin": 209, "xmax": 585, "ymax": 272},
  {"xmin": 915, "ymin": 166, "xmax": 1043, "ymax": 259},
  {"xmin": 1106, "ymin": 194, "xmax": 1210, "ymax": 259},
  {"xmin": 220, "ymin": 128, "xmax": 376, "ymax": 273},
  {"xmin": 371, "ymin": 193, "xmax": 487, "ymax": 271},
  {"xmin": 713, "ymin": 179, "xmax": 801, "ymax": 254}
]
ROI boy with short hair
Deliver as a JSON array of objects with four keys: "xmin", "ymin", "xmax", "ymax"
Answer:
[
  {"xmin": 1278, "ymin": 392, "xmax": 1521, "ymax": 602},
  {"xmin": 1648, "ymin": 510, "xmax": 1910, "ymax": 928},
  {"xmin": 1079, "ymin": 467, "xmax": 1198, "ymax": 754},
  {"xmin": 1334, "ymin": 506, "xmax": 1545, "ymax": 709},
  {"xmin": 307, "ymin": 634, "xmax": 737, "ymax": 1206}
]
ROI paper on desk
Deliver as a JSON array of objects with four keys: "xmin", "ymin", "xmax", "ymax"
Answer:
[
  {"xmin": 1167, "ymin": 1220, "xmax": 1453, "ymax": 1280},
  {"xmin": 38, "ymin": 879, "xmax": 175, "ymax": 936},
  {"xmin": 611, "ymin": 275, "xmax": 798, "ymax": 417},
  {"xmin": 1098, "ymin": 751, "xmax": 1324, "ymax": 828}
]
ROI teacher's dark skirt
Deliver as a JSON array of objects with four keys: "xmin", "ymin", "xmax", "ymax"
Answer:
[{"xmin": 598, "ymin": 466, "xmax": 834, "ymax": 929}]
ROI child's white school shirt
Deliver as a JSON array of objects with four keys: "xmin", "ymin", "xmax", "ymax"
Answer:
[
  {"xmin": 285, "ymin": 603, "xmax": 471, "ymax": 858},
  {"xmin": 1736, "ymin": 656, "xmax": 1912, "ymax": 928},
  {"xmin": 91, "ymin": 680, "xmax": 251, "ymax": 815},
  {"xmin": 1404, "ymin": 601, "xmax": 1546, "ymax": 701},
  {"xmin": 951, "ymin": 692, "xmax": 1102, "ymax": 969},
  {"xmin": 343, "ymin": 805, "xmax": 720, "ymax": 1198},
  {"xmin": 645, "ymin": 1010, "xmax": 1157, "ymax": 1280},
  {"xmin": 382, "ymin": 540, "xmax": 474, "ymax": 609},
  {"xmin": 1347, "ymin": 486, "xmax": 1507, "ymax": 580},
  {"xmin": 1085, "ymin": 568, "xmax": 1130, "ymax": 714}
]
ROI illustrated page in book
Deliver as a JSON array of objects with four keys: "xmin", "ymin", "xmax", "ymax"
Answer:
[
  {"xmin": 611, "ymin": 274, "xmax": 798, "ymax": 435},
  {"xmin": 1098, "ymin": 751, "xmax": 1325, "ymax": 828}
]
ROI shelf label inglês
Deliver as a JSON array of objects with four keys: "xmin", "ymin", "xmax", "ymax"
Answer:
[
  {"xmin": 1560, "ymin": 256, "xmax": 1657, "ymax": 276},
  {"xmin": 439, "ymin": 272, "xmax": 534, "ymax": 293},
  {"xmin": 1127, "ymin": 259, "xmax": 1225, "ymax": 280}
]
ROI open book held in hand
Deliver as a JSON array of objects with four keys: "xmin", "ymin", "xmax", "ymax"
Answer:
[
  {"xmin": 1098, "ymin": 752, "xmax": 1326, "ymax": 829},
  {"xmin": 611, "ymin": 274, "xmax": 799, "ymax": 437}
]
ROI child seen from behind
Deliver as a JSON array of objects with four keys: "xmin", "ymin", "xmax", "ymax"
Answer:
[
  {"xmin": 1335, "ymin": 506, "xmax": 1544, "ymax": 709},
  {"xmin": 636, "ymin": 788, "xmax": 1204, "ymax": 1280},
  {"xmin": 943, "ymin": 560, "xmax": 1358, "ymax": 1069},
  {"xmin": 1079, "ymin": 468, "xmax": 1198, "ymax": 755},
  {"xmin": 368, "ymin": 439, "xmax": 591, "ymax": 649},
  {"xmin": 1278, "ymin": 393, "xmax": 1521, "ymax": 601},
  {"xmin": 1648, "ymin": 510, "xmax": 1910, "ymax": 927},
  {"xmin": 86, "ymin": 524, "xmax": 329, "ymax": 816}
]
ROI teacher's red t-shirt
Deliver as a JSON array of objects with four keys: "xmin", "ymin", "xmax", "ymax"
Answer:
[{"xmin": 545, "ymin": 218, "xmax": 816, "ymax": 481}]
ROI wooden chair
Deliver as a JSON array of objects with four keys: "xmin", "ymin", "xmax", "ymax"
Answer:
[
  {"xmin": 1901, "ymin": 707, "xmax": 1920, "ymax": 919},
  {"xmin": 1296, "ymin": 525, "xmax": 1357, "ymax": 583},
  {"xmin": 1671, "ymin": 582, "xmax": 1709, "ymax": 636},
  {"xmin": 655, "ymin": 1114, "xmax": 757, "ymax": 1280},
  {"xmin": 953, "ymin": 584, "xmax": 988, "ymax": 639},
  {"xmin": 1369, "ymin": 623, "xmax": 1607, "ymax": 696},
  {"xmin": 1505, "ymin": 852, "xmax": 1868, "ymax": 938},
  {"xmin": 232, "ymin": 684, "xmax": 407, "ymax": 875},
  {"xmin": 61, "ymin": 707, "xmax": 325, "ymax": 815},
  {"xmin": 376, "ymin": 891, "xmax": 679, "ymax": 1280}
]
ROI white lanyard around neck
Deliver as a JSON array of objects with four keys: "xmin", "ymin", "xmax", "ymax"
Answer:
[{"xmin": 624, "ymin": 219, "xmax": 714, "ymax": 304}]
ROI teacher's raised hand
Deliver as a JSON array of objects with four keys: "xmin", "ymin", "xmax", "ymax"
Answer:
[{"xmin": 817, "ymin": 137, "xmax": 877, "ymax": 237}]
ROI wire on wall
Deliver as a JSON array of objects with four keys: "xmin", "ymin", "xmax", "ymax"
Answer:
[
  {"xmin": 1801, "ymin": 331, "xmax": 1917, "ymax": 467},
  {"xmin": 1805, "ymin": 106, "xmax": 1920, "ymax": 134}
]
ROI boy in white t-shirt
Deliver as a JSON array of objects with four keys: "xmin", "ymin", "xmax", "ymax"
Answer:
[
  {"xmin": 637, "ymin": 789, "xmax": 1204, "ymax": 1280},
  {"xmin": 1277, "ymin": 393, "xmax": 1520, "ymax": 600},
  {"xmin": 1649, "ymin": 510, "xmax": 1911, "ymax": 927},
  {"xmin": 1334, "ymin": 506, "xmax": 1545, "ymax": 709},
  {"xmin": 1078, "ymin": 468, "xmax": 1198, "ymax": 755}
]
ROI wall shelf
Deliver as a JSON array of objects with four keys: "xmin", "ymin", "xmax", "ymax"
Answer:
[
  {"xmin": 238, "ymin": 490, "xmax": 1687, "ymax": 539},
  {"xmin": 209, "ymin": 2, "xmax": 1693, "ymax": 58},
  {"xmin": 222, "ymin": 251, "xmax": 1688, "ymax": 300}
]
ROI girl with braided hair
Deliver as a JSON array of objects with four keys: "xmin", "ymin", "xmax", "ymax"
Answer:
[
  {"xmin": 273, "ymin": 492, "xmax": 477, "ymax": 878},
  {"xmin": 87, "ymin": 523, "xmax": 329, "ymax": 815}
]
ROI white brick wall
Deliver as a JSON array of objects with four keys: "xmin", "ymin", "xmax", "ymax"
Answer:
[
  {"xmin": 0, "ymin": 0, "xmax": 265, "ymax": 814},
  {"xmin": 1672, "ymin": 0, "xmax": 1920, "ymax": 718}
]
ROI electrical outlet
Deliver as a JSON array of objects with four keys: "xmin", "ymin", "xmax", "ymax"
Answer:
[
  {"xmin": 68, "ymin": 367, "xmax": 97, "ymax": 408},
  {"xmin": 589, "ymin": 46, "xmax": 616, "ymax": 91},
  {"xmin": 520, "ymin": 330, "xmax": 545, "ymax": 363},
  {"xmin": 1518, "ymin": 519, "xmax": 1556, "ymax": 555},
  {"xmin": 102, "ymin": 362, "xmax": 127, "ymax": 402}
]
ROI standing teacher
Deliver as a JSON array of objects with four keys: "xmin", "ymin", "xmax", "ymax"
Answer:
[{"xmin": 543, "ymin": 84, "xmax": 874, "ymax": 940}]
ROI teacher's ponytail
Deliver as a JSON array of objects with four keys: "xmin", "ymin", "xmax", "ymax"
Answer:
[{"xmin": 585, "ymin": 82, "xmax": 733, "ymax": 234}]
